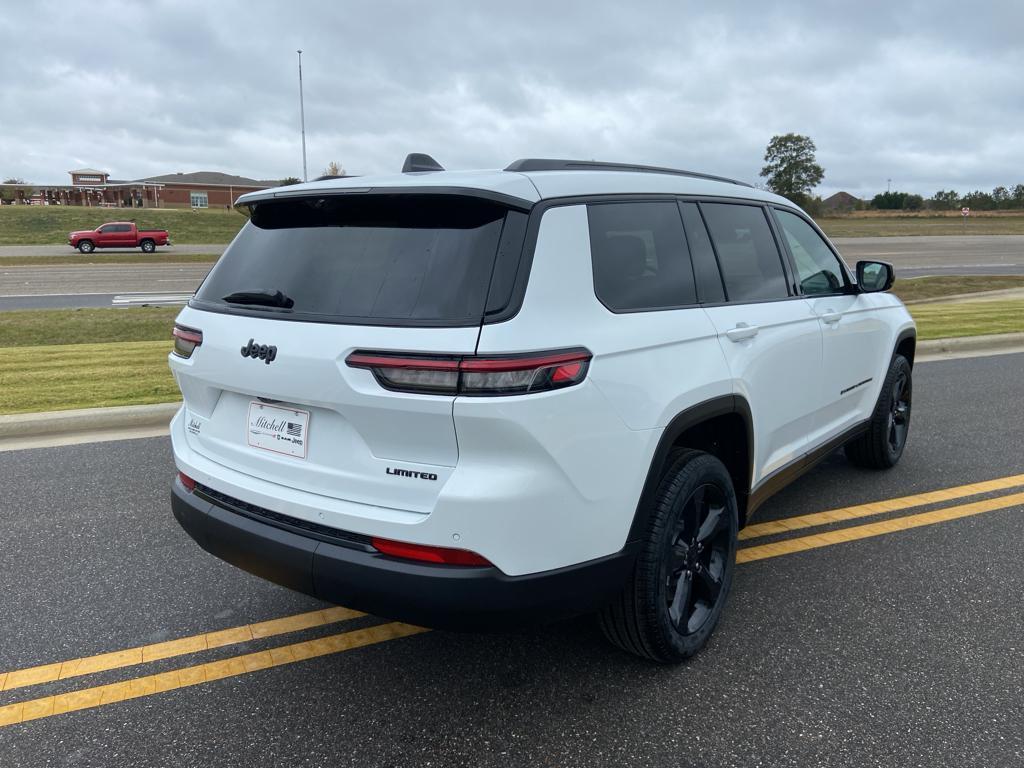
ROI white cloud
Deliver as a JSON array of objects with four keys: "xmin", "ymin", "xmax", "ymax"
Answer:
[{"xmin": 0, "ymin": 0, "xmax": 1021, "ymax": 198}]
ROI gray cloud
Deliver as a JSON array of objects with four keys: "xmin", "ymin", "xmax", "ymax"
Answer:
[{"xmin": 0, "ymin": 0, "xmax": 1020, "ymax": 198}]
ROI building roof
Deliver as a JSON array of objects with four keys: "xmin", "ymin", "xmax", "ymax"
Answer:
[
  {"xmin": 235, "ymin": 163, "xmax": 790, "ymax": 208},
  {"xmin": 135, "ymin": 171, "xmax": 271, "ymax": 187},
  {"xmin": 822, "ymin": 191, "xmax": 861, "ymax": 209},
  {"xmin": 69, "ymin": 168, "xmax": 109, "ymax": 175}
]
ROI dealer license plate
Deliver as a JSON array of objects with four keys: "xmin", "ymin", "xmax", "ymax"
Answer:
[{"xmin": 246, "ymin": 402, "xmax": 310, "ymax": 459}]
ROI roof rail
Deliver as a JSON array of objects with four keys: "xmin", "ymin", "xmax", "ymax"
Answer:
[{"xmin": 503, "ymin": 158, "xmax": 751, "ymax": 187}]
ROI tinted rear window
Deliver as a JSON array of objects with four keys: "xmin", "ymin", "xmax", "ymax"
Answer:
[
  {"xmin": 192, "ymin": 195, "xmax": 520, "ymax": 326},
  {"xmin": 700, "ymin": 203, "xmax": 790, "ymax": 302},
  {"xmin": 587, "ymin": 201, "xmax": 697, "ymax": 312}
]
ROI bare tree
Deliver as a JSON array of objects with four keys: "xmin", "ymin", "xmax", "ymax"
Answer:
[{"xmin": 321, "ymin": 161, "xmax": 345, "ymax": 177}]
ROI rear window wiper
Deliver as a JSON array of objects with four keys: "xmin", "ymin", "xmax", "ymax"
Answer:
[{"xmin": 221, "ymin": 290, "xmax": 295, "ymax": 309}]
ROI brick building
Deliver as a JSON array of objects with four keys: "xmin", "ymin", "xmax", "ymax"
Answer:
[{"xmin": 0, "ymin": 169, "xmax": 276, "ymax": 208}]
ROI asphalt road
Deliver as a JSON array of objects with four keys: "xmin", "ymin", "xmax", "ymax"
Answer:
[
  {"xmin": 1, "ymin": 352, "xmax": 1022, "ymax": 766},
  {"xmin": 0, "ymin": 244, "xmax": 224, "ymax": 258},
  {"xmin": 0, "ymin": 264, "xmax": 207, "ymax": 310},
  {"xmin": 833, "ymin": 235, "xmax": 1024, "ymax": 278},
  {"xmin": 1, "ymin": 235, "xmax": 1023, "ymax": 311}
]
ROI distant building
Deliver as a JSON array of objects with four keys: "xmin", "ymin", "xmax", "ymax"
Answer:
[
  {"xmin": 821, "ymin": 191, "xmax": 862, "ymax": 213},
  {"xmin": 0, "ymin": 168, "xmax": 277, "ymax": 208}
]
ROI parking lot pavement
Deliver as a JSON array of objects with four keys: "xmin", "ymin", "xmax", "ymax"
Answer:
[{"xmin": 1, "ymin": 353, "xmax": 1022, "ymax": 767}]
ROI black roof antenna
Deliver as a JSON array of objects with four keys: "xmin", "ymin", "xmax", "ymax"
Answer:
[{"xmin": 402, "ymin": 153, "xmax": 445, "ymax": 173}]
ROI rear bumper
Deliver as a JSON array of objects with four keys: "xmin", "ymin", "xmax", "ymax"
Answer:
[{"xmin": 171, "ymin": 479, "xmax": 637, "ymax": 630}]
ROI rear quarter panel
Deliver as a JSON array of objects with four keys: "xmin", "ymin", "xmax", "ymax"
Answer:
[{"xmin": 467, "ymin": 203, "xmax": 733, "ymax": 572}]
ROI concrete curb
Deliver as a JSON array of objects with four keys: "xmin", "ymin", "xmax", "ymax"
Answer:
[
  {"xmin": 2, "ymin": 333, "xmax": 1024, "ymax": 441},
  {"xmin": 917, "ymin": 332, "xmax": 1024, "ymax": 357},
  {"xmin": 0, "ymin": 402, "xmax": 181, "ymax": 440},
  {"xmin": 906, "ymin": 287, "xmax": 1024, "ymax": 305}
]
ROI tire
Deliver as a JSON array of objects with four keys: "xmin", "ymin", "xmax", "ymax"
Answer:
[
  {"xmin": 844, "ymin": 354, "xmax": 912, "ymax": 469},
  {"xmin": 78, "ymin": 240, "xmax": 94, "ymax": 254},
  {"xmin": 140, "ymin": 239, "xmax": 155, "ymax": 253},
  {"xmin": 599, "ymin": 449, "xmax": 738, "ymax": 663}
]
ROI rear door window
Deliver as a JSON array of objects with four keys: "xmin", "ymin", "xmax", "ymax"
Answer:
[
  {"xmin": 587, "ymin": 201, "xmax": 697, "ymax": 312},
  {"xmin": 679, "ymin": 202, "xmax": 726, "ymax": 304},
  {"xmin": 192, "ymin": 195, "xmax": 522, "ymax": 326},
  {"xmin": 700, "ymin": 203, "xmax": 790, "ymax": 302}
]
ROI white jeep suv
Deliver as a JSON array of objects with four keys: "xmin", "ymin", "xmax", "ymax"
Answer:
[{"xmin": 169, "ymin": 156, "xmax": 916, "ymax": 663}]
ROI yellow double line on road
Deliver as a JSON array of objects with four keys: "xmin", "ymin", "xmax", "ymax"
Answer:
[
  {"xmin": 737, "ymin": 472, "xmax": 1024, "ymax": 563},
  {"xmin": 2, "ymin": 471, "xmax": 1023, "ymax": 728}
]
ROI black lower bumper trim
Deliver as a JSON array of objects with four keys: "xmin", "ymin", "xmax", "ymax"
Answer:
[{"xmin": 172, "ymin": 481, "xmax": 636, "ymax": 630}]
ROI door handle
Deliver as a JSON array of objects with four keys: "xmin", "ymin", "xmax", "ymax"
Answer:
[
  {"xmin": 725, "ymin": 323, "xmax": 759, "ymax": 342},
  {"xmin": 819, "ymin": 310, "xmax": 842, "ymax": 325}
]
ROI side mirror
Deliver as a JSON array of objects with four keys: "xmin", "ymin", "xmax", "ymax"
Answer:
[{"xmin": 856, "ymin": 260, "xmax": 894, "ymax": 293}]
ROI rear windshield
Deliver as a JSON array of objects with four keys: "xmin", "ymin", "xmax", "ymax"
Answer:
[{"xmin": 191, "ymin": 195, "xmax": 522, "ymax": 326}]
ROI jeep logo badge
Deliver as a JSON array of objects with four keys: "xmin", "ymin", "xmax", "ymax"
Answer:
[{"xmin": 240, "ymin": 338, "xmax": 277, "ymax": 364}]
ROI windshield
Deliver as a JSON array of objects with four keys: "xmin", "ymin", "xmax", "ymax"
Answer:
[{"xmin": 192, "ymin": 194, "xmax": 523, "ymax": 326}]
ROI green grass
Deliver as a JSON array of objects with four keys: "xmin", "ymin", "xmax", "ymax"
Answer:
[
  {"xmin": 0, "ymin": 307, "xmax": 180, "ymax": 347},
  {"xmin": 0, "ymin": 340, "xmax": 177, "ymax": 414},
  {"xmin": 0, "ymin": 205, "xmax": 245, "ymax": 245},
  {"xmin": 0, "ymin": 253, "xmax": 220, "ymax": 267},
  {"xmin": 1, "ymin": 299, "xmax": 1021, "ymax": 415},
  {"xmin": 816, "ymin": 214, "xmax": 1024, "ymax": 238},
  {"xmin": 908, "ymin": 299, "xmax": 1024, "ymax": 340},
  {"xmin": 892, "ymin": 275, "xmax": 1024, "ymax": 303}
]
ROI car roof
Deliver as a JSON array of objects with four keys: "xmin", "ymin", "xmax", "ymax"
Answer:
[{"xmin": 235, "ymin": 162, "xmax": 794, "ymax": 209}]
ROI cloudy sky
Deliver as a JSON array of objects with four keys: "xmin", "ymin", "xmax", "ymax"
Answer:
[{"xmin": 0, "ymin": 1, "xmax": 1020, "ymax": 199}]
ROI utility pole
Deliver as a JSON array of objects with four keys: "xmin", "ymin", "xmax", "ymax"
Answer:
[
  {"xmin": 887, "ymin": 178, "xmax": 892, "ymax": 193},
  {"xmin": 297, "ymin": 50, "xmax": 308, "ymax": 182}
]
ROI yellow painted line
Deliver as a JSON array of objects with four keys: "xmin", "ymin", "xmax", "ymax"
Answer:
[
  {"xmin": 737, "ymin": 490, "xmax": 1024, "ymax": 564},
  {"xmin": 740, "ymin": 473, "xmax": 1024, "ymax": 540},
  {"xmin": 0, "ymin": 606, "xmax": 362, "ymax": 693},
  {"xmin": 0, "ymin": 622, "xmax": 426, "ymax": 728}
]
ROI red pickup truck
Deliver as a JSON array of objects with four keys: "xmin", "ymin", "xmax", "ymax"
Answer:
[{"xmin": 68, "ymin": 222, "xmax": 171, "ymax": 254}]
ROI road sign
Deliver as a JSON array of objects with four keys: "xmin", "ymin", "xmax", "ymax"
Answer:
[{"xmin": 962, "ymin": 207, "xmax": 970, "ymax": 216}]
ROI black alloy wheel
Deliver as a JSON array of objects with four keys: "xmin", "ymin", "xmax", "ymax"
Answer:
[
  {"xmin": 845, "ymin": 353, "xmax": 913, "ymax": 469},
  {"xmin": 665, "ymin": 483, "xmax": 730, "ymax": 637},
  {"xmin": 888, "ymin": 368, "xmax": 911, "ymax": 455},
  {"xmin": 599, "ymin": 449, "xmax": 738, "ymax": 663}
]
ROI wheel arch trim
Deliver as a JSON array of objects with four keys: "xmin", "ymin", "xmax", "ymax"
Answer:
[{"xmin": 626, "ymin": 394, "xmax": 753, "ymax": 543}]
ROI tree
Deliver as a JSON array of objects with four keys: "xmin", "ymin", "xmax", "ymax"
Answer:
[
  {"xmin": 3, "ymin": 177, "xmax": 25, "ymax": 184},
  {"xmin": 1013, "ymin": 184, "xmax": 1024, "ymax": 207},
  {"xmin": 759, "ymin": 134, "xmax": 824, "ymax": 205},
  {"xmin": 992, "ymin": 186, "xmax": 1010, "ymax": 209},
  {"xmin": 960, "ymin": 190, "xmax": 995, "ymax": 210},
  {"xmin": 929, "ymin": 190, "xmax": 959, "ymax": 210},
  {"xmin": 321, "ymin": 161, "xmax": 345, "ymax": 177},
  {"xmin": 278, "ymin": 176, "xmax": 302, "ymax": 186}
]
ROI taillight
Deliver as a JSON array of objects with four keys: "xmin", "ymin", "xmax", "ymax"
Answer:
[
  {"xmin": 346, "ymin": 348, "xmax": 592, "ymax": 396},
  {"xmin": 172, "ymin": 324, "xmax": 203, "ymax": 359},
  {"xmin": 178, "ymin": 471, "xmax": 196, "ymax": 492},
  {"xmin": 371, "ymin": 537, "xmax": 492, "ymax": 567}
]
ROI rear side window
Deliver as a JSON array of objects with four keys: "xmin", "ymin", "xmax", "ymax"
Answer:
[
  {"xmin": 192, "ymin": 195, "xmax": 519, "ymax": 326},
  {"xmin": 587, "ymin": 201, "xmax": 697, "ymax": 312},
  {"xmin": 701, "ymin": 203, "xmax": 790, "ymax": 302}
]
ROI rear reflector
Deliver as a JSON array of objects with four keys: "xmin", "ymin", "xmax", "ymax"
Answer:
[
  {"xmin": 172, "ymin": 324, "xmax": 203, "ymax": 359},
  {"xmin": 178, "ymin": 471, "xmax": 196, "ymax": 492},
  {"xmin": 346, "ymin": 348, "xmax": 592, "ymax": 396},
  {"xmin": 371, "ymin": 537, "xmax": 492, "ymax": 567}
]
